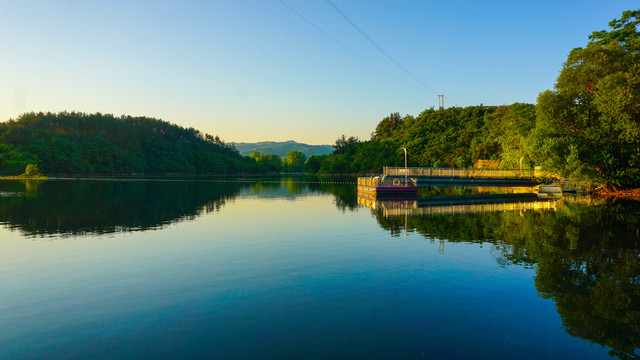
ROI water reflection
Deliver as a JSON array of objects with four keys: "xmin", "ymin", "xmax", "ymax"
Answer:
[
  {"xmin": 362, "ymin": 193, "xmax": 640, "ymax": 359},
  {"xmin": 0, "ymin": 180, "xmax": 245, "ymax": 236},
  {"xmin": 359, "ymin": 193, "xmax": 558, "ymax": 216},
  {"xmin": 521, "ymin": 201, "xmax": 640, "ymax": 360},
  {"xmin": 1, "ymin": 178, "xmax": 638, "ymax": 358},
  {"xmin": 0, "ymin": 178, "xmax": 357, "ymax": 237}
]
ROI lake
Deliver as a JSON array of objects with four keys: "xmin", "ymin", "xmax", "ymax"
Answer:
[{"xmin": 1, "ymin": 178, "xmax": 638, "ymax": 359}]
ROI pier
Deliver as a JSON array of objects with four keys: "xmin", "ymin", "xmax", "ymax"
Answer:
[
  {"xmin": 383, "ymin": 166, "xmax": 535, "ymax": 179},
  {"xmin": 382, "ymin": 167, "xmax": 539, "ymax": 187},
  {"xmin": 356, "ymin": 176, "xmax": 418, "ymax": 197},
  {"xmin": 357, "ymin": 167, "xmax": 541, "ymax": 197}
]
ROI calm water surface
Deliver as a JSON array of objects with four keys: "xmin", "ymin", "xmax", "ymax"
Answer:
[{"xmin": 0, "ymin": 178, "xmax": 638, "ymax": 359}]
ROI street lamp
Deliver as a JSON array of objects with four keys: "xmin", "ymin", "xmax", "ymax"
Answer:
[{"xmin": 402, "ymin": 147, "xmax": 407, "ymax": 186}]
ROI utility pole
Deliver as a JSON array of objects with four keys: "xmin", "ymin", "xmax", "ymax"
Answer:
[
  {"xmin": 402, "ymin": 147, "xmax": 407, "ymax": 186},
  {"xmin": 438, "ymin": 95, "xmax": 445, "ymax": 109}
]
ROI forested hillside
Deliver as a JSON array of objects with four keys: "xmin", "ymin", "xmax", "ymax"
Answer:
[
  {"xmin": 232, "ymin": 140, "xmax": 333, "ymax": 157},
  {"xmin": 2, "ymin": 10, "xmax": 637, "ymax": 189},
  {"xmin": 307, "ymin": 103, "xmax": 535, "ymax": 175},
  {"xmin": 309, "ymin": 10, "xmax": 640, "ymax": 189},
  {"xmin": 0, "ymin": 112, "xmax": 251, "ymax": 175},
  {"xmin": 530, "ymin": 10, "xmax": 640, "ymax": 189}
]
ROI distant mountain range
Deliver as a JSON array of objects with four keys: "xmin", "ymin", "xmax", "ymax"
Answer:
[{"xmin": 232, "ymin": 140, "xmax": 334, "ymax": 158}]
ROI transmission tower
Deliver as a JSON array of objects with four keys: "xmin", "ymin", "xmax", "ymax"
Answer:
[{"xmin": 438, "ymin": 95, "xmax": 445, "ymax": 109}]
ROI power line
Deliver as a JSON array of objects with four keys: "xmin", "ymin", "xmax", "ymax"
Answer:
[
  {"xmin": 276, "ymin": 0, "xmax": 417, "ymax": 90},
  {"xmin": 324, "ymin": 0, "xmax": 435, "ymax": 93}
]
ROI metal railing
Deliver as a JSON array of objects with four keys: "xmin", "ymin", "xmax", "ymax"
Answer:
[
  {"xmin": 383, "ymin": 167, "xmax": 535, "ymax": 179},
  {"xmin": 357, "ymin": 177, "xmax": 417, "ymax": 187}
]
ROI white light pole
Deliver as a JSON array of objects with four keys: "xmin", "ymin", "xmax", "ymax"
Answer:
[{"xmin": 402, "ymin": 147, "xmax": 407, "ymax": 186}]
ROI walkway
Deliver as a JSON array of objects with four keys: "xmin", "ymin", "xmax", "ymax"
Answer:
[{"xmin": 383, "ymin": 166, "xmax": 534, "ymax": 179}]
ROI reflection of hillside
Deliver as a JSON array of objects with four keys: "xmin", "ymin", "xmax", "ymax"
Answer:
[
  {"xmin": 0, "ymin": 178, "xmax": 359, "ymax": 237},
  {"xmin": 371, "ymin": 199, "xmax": 640, "ymax": 359},
  {"xmin": 0, "ymin": 180, "xmax": 245, "ymax": 236},
  {"xmin": 522, "ymin": 202, "xmax": 640, "ymax": 359},
  {"xmin": 255, "ymin": 177, "xmax": 358, "ymax": 211},
  {"xmin": 236, "ymin": 177, "xmax": 358, "ymax": 211}
]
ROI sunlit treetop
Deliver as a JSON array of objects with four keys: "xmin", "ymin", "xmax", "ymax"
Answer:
[{"xmin": 587, "ymin": 9, "xmax": 640, "ymax": 51}]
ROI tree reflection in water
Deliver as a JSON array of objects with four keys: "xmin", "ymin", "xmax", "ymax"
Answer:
[
  {"xmin": 2, "ymin": 179, "xmax": 638, "ymax": 358},
  {"xmin": 0, "ymin": 179, "xmax": 244, "ymax": 236},
  {"xmin": 0, "ymin": 177, "xmax": 357, "ymax": 236},
  {"xmin": 370, "ymin": 199, "xmax": 640, "ymax": 359}
]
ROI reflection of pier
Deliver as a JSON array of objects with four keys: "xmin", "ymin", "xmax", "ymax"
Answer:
[{"xmin": 358, "ymin": 193, "xmax": 557, "ymax": 217}]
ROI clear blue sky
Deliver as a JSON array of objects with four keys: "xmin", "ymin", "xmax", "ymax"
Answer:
[{"xmin": 0, "ymin": 1, "xmax": 637, "ymax": 144}]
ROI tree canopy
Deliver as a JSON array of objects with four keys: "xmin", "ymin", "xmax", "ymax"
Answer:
[
  {"xmin": 1, "ymin": 11, "xmax": 638, "ymax": 188},
  {"xmin": 530, "ymin": 10, "xmax": 640, "ymax": 188},
  {"xmin": 283, "ymin": 150, "xmax": 307, "ymax": 172},
  {"xmin": 0, "ymin": 111, "xmax": 259, "ymax": 175},
  {"xmin": 307, "ymin": 104, "xmax": 537, "ymax": 175},
  {"xmin": 305, "ymin": 10, "xmax": 640, "ymax": 190}
]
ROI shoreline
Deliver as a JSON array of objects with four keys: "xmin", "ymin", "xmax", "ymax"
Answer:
[
  {"xmin": 594, "ymin": 188, "xmax": 640, "ymax": 201},
  {"xmin": 0, "ymin": 176, "xmax": 48, "ymax": 180},
  {"xmin": 3, "ymin": 175, "xmax": 639, "ymax": 201}
]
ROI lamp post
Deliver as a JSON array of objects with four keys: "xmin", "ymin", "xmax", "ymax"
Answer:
[{"xmin": 402, "ymin": 147, "xmax": 407, "ymax": 186}]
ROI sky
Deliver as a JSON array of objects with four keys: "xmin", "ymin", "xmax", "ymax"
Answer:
[{"xmin": 0, "ymin": 1, "xmax": 637, "ymax": 145}]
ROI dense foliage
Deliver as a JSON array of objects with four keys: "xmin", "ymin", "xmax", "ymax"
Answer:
[
  {"xmin": 0, "ymin": 143, "xmax": 39, "ymax": 175},
  {"xmin": 309, "ymin": 10, "xmax": 640, "ymax": 190},
  {"xmin": 309, "ymin": 104, "xmax": 536, "ymax": 174},
  {"xmin": 529, "ymin": 10, "xmax": 640, "ymax": 189},
  {"xmin": 1, "ymin": 10, "xmax": 637, "ymax": 188},
  {"xmin": 0, "ymin": 112, "xmax": 253, "ymax": 175},
  {"xmin": 282, "ymin": 150, "xmax": 307, "ymax": 172},
  {"xmin": 0, "ymin": 112, "xmax": 327, "ymax": 176}
]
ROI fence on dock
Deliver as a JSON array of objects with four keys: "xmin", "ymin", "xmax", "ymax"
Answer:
[
  {"xmin": 357, "ymin": 177, "xmax": 417, "ymax": 187},
  {"xmin": 383, "ymin": 167, "xmax": 535, "ymax": 179}
]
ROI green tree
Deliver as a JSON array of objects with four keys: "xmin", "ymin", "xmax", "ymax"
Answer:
[
  {"xmin": 313, "ymin": 106, "xmax": 530, "ymax": 174},
  {"xmin": 250, "ymin": 151, "xmax": 283, "ymax": 173},
  {"xmin": 332, "ymin": 135, "xmax": 361, "ymax": 155},
  {"xmin": 23, "ymin": 164, "xmax": 41, "ymax": 176},
  {"xmin": 0, "ymin": 143, "xmax": 39, "ymax": 175},
  {"xmin": 372, "ymin": 113, "xmax": 411, "ymax": 140},
  {"xmin": 304, "ymin": 154, "xmax": 324, "ymax": 173},
  {"xmin": 484, "ymin": 103, "xmax": 536, "ymax": 169},
  {"xmin": 0, "ymin": 111, "xmax": 254, "ymax": 175},
  {"xmin": 529, "ymin": 10, "xmax": 640, "ymax": 188},
  {"xmin": 283, "ymin": 150, "xmax": 306, "ymax": 172}
]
